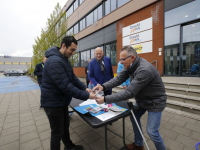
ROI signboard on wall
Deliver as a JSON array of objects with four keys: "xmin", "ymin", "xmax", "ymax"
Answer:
[{"xmin": 122, "ymin": 17, "xmax": 153, "ymax": 54}]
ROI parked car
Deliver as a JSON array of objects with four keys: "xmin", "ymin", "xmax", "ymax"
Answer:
[
  {"xmin": 3, "ymin": 69, "xmax": 24, "ymax": 76},
  {"xmin": 18, "ymin": 69, "xmax": 26, "ymax": 75}
]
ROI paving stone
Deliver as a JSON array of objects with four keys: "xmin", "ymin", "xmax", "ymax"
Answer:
[
  {"xmin": 112, "ymin": 126, "xmax": 133, "ymax": 138},
  {"xmin": 89, "ymin": 138, "xmax": 112, "ymax": 150},
  {"xmin": 108, "ymin": 135, "xmax": 131, "ymax": 150},
  {"xmin": 160, "ymin": 126, "xmax": 179, "ymax": 140},
  {"xmin": 80, "ymin": 130, "xmax": 101, "ymax": 144},
  {"xmin": 35, "ymin": 147, "xmax": 44, "ymax": 150},
  {"xmin": 0, "ymin": 140, "xmax": 19, "ymax": 150},
  {"xmin": 70, "ymin": 120, "xmax": 84, "ymax": 128},
  {"xmin": 168, "ymin": 118, "xmax": 186, "ymax": 127},
  {"xmin": 185, "ymin": 123, "xmax": 200, "ymax": 133},
  {"xmin": 96, "ymin": 129, "xmax": 116, "ymax": 140},
  {"xmin": 179, "ymin": 116, "xmax": 197, "ymax": 124},
  {"xmin": 32, "ymin": 111, "xmax": 45, "ymax": 117},
  {"xmin": 20, "ymin": 115, "xmax": 34, "ymax": 122},
  {"xmin": 70, "ymin": 132, "xmax": 83, "ymax": 144},
  {"xmin": 0, "ymin": 132, "xmax": 19, "ymax": 146},
  {"xmin": 190, "ymin": 131, "xmax": 200, "ymax": 141},
  {"xmin": 75, "ymin": 140, "xmax": 92, "ymax": 150},
  {"xmin": 163, "ymin": 136, "xmax": 184, "ymax": 150},
  {"xmin": 20, "ymin": 130, "xmax": 39, "ymax": 143},
  {"xmin": 0, "ymin": 122, "xmax": 3, "ymax": 128},
  {"xmin": 20, "ymin": 124, "xmax": 36, "ymax": 135},
  {"xmin": 107, "ymin": 122, "xmax": 122, "ymax": 130},
  {"xmin": 69, "ymin": 126, "xmax": 74, "ymax": 134},
  {"xmin": 171, "ymin": 125, "xmax": 192, "ymax": 136},
  {"xmin": 147, "ymin": 139, "xmax": 157, "ymax": 150},
  {"xmin": 37, "ymin": 123, "xmax": 50, "ymax": 132},
  {"xmin": 41, "ymin": 138, "xmax": 50, "ymax": 150},
  {"xmin": 176, "ymin": 134, "xmax": 199, "ymax": 148},
  {"xmin": 4, "ymin": 117, "xmax": 19, "ymax": 124},
  {"xmin": 39, "ymin": 129, "xmax": 51, "ymax": 141},
  {"xmin": 20, "ymin": 119, "xmax": 35, "ymax": 128},
  {"xmin": 20, "ymin": 138, "xmax": 41, "ymax": 150},
  {"xmin": 160, "ymin": 120, "xmax": 174, "ymax": 129},
  {"xmin": 3, "ymin": 120, "xmax": 19, "ymax": 129},
  {"xmin": 7, "ymin": 110, "xmax": 19, "ymax": 115},
  {"xmin": 20, "ymin": 112, "xmax": 32, "ymax": 118},
  {"xmin": 183, "ymin": 145, "xmax": 196, "ymax": 150},
  {"xmin": 34, "ymin": 115, "xmax": 47, "ymax": 121},
  {"xmin": 1, "ymin": 126, "xmax": 19, "ymax": 137},
  {"xmin": 161, "ymin": 114, "xmax": 171, "ymax": 121},
  {"xmin": 73, "ymin": 124, "xmax": 92, "ymax": 135}
]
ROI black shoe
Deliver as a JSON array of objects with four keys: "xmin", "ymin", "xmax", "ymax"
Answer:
[{"xmin": 64, "ymin": 144, "xmax": 83, "ymax": 150}]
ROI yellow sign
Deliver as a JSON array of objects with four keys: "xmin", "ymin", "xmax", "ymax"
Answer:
[
  {"xmin": 20, "ymin": 62, "xmax": 26, "ymax": 65},
  {"xmin": 0, "ymin": 62, "xmax": 3, "ymax": 65},
  {"xmin": 5, "ymin": 62, "xmax": 11, "ymax": 65},
  {"xmin": 134, "ymin": 44, "xmax": 143, "ymax": 53},
  {"xmin": 13, "ymin": 62, "xmax": 19, "ymax": 65},
  {"xmin": 27, "ymin": 62, "xmax": 31, "ymax": 65}
]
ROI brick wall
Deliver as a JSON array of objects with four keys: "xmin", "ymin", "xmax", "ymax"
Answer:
[{"xmin": 117, "ymin": 0, "xmax": 164, "ymax": 75}]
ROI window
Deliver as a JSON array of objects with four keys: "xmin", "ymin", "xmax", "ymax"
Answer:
[
  {"xmin": 91, "ymin": 49, "xmax": 95, "ymax": 59},
  {"xmin": 80, "ymin": 0, "xmax": 84, "ymax": 5},
  {"xmin": 105, "ymin": 43, "xmax": 117, "ymax": 65},
  {"xmin": 67, "ymin": 28, "xmax": 73, "ymax": 35},
  {"xmin": 94, "ymin": 9, "xmax": 98, "ymax": 22},
  {"xmin": 73, "ymin": 0, "xmax": 78, "ymax": 11},
  {"xmin": 111, "ymin": 0, "xmax": 117, "ymax": 12},
  {"xmin": 98, "ymin": 5, "xmax": 102, "ymax": 20},
  {"xmin": 81, "ymin": 50, "xmax": 90, "ymax": 67},
  {"xmin": 67, "ymin": 5, "xmax": 73, "ymax": 17},
  {"xmin": 73, "ymin": 53, "xmax": 80, "ymax": 67},
  {"xmin": 118, "ymin": 0, "xmax": 130, "ymax": 8},
  {"xmin": 105, "ymin": 0, "xmax": 111, "ymax": 15},
  {"xmin": 80, "ymin": 18, "xmax": 85, "ymax": 31},
  {"xmin": 86, "ymin": 12, "xmax": 93, "ymax": 27},
  {"xmin": 74, "ymin": 23, "xmax": 78, "ymax": 34}
]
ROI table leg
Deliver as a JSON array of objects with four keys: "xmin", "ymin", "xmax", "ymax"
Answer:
[{"xmin": 105, "ymin": 124, "xmax": 108, "ymax": 150}]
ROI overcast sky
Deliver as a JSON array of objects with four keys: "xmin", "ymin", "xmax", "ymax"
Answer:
[{"xmin": 0, "ymin": 0, "xmax": 68, "ymax": 57}]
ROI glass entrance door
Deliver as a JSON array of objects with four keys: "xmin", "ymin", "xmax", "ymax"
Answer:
[{"xmin": 181, "ymin": 22, "xmax": 200, "ymax": 77}]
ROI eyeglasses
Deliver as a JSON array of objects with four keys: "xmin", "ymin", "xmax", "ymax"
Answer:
[{"xmin": 119, "ymin": 55, "xmax": 132, "ymax": 62}]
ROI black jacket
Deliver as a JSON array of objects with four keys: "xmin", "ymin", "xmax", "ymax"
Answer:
[
  {"xmin": 41, "ymin": 46, "xmax": 89, "ymax": 107},
  {"xmin": 85, "ymin": 65, "xmax": 89, "ymax": 82},
  {"xmin": 34, "ymin": 62, "xmax": 44, "ymax": 85},
  {"xmin": 103, "ymin": 56, "xmax": 167, "ymax": 112}
]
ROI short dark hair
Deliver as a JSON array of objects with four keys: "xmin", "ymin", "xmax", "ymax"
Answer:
[
  {"xmin": 120, "ymin": 46, "xmax": 138, "ymax": 57},
  {"xmin": 61, "ymin": 36, "xmax": 78, "ymax": 48}
]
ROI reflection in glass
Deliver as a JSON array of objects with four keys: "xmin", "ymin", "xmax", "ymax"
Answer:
[
  {"xmin": 73, "ymin": 0, "xmax": 78, "ymax": 11},
  {"xmin": 94, "ymin": 9, "xmax": 98, "ymax": 22},
  {"xmin": 165, "ymin": 0, "xmax": 200, "ymax": 27},
  {"xmin": 164, "ymin": 44, "xmax": 180, "ymax": 75},
  {"xmin": 165, "ymin": 25, "xmax": 180, "ymax": 46},
  {"xmin": 106, "ymin": 43, "xmax": 117, "ymax": 65},
  {"xmin": 91, "ymin": 49, "xmax": 95, "ymax": 59},
  {"xmin": 74, "ymin": 23, "xmax": 78, "ymax": 34},
  {"xmin": 73, "ymin": 53, "xmax": 80, "ymax": 67},
  {"xmin": 182, "ymin": 22, "xmax": 200, "ymax": 77}
]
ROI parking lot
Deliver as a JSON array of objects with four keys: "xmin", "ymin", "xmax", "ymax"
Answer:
[{"xmin": 0, "ymin": 74, "xmax": 39, "ymax": 94}]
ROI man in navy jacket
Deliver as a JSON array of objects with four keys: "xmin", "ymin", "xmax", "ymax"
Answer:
[
  {"xmin": 41, "ymin": 36, "xmax": 96, "ymax": 150},
  {"xmin": 34, "ymin": 56, "xmax": 47, "ymax": 109},
  {"xmin": 88, "ymin": 47, "xmax": 114, "ymax": 96}
]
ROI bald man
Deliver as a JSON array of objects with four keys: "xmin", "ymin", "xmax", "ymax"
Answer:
[{"xmin": 88, "ymin": 47, "xmax": 114, "ymax": 96}]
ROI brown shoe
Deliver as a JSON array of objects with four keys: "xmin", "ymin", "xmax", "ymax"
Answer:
[{"xmin": 126, "ymin": 143, "xmax": 144, "ymax": 150}]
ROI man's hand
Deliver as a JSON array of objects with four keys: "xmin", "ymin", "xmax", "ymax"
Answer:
[
  {"xmin": 122, "ymin": 85, "xmax": 127, "ymax": 89},
  {"xmin": 85, "ymin": 88, "xmax": 92, "ymax": 93},
  {"xmin": 89, "ymin": 92, "xmax": 97, "ymax": 99},
  {"xmin": 92, "ymin": 84, "xmax": 103, "ymax": 93},
  {"xmin": 96, "ymin": 96, "xmax": 105, "ymax": 104}
]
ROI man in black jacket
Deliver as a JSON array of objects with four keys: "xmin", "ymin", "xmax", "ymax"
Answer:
[
  {"xmin": 41, "ymin": 36, "xmax": 96, "ymax": 150},
  {"xmin": 34, "ymin": 56, "xmax": 47, "ymax": 109},
  {"xmin": 93, "ymin": 46, "xmax": 166, "ymax": 150},
  {"xmin": 85, "ymin": 59, "xmax": 91, "ymax": 87}
]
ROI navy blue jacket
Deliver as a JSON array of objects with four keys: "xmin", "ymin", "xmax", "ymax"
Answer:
[
  {"xmin": 41, "ymin": 46, "xmax": 89, "ymax": 107},
  {"xmin": 34, "ymin": 62, "xmax": 44, "ymax": 85},
  {"xmin": 88, "ymin": 57, "xmax": 114, "ymax": 95}
]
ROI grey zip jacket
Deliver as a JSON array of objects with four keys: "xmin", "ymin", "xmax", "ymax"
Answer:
[{"xmin": 103, "ymin": 56, "xmax": 167, "ymax": 112}]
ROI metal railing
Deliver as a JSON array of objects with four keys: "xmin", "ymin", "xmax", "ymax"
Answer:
[{"xmin": 151, "ymin": 60, "xmax": 157, "ymax": 68}]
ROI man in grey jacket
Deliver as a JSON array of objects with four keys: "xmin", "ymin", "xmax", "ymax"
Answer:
[{"xmin": 93, "ymin": 46, "xmax": 166, "ymax": 150}]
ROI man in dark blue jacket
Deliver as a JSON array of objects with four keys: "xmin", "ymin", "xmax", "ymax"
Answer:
[
  {"xmin": 88, "ymin": 47, "xmax": 114, "ymax": 96},
  {"xmin": 41, "ymin": 36, "xmax": 96, "ymax": 150},
  {"xmin": 34, "ymin": 56, "xmax": 47, "ymax": 109}
]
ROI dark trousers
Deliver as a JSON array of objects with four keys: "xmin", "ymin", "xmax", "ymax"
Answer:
[
  {"xmin": 44, "ymin": 107, "xmax": 73, "ymax": 150},
  {"xmin": 86, "ymin": 80, "xmax": 89, "ymax": 87}
]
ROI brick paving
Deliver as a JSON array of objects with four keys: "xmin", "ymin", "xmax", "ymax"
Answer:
[{"xmin": 0, "ymin": 76, "xmax": 199, "ymax": 150}]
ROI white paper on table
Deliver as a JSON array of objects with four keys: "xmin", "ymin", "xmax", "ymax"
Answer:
[
  {"xmin": 95, "ymin": 110, "xmax": 121, "ymax": 121},
  {"xmin": 79, "ymin": 99, "xmax": 100, "ymax": 106}
]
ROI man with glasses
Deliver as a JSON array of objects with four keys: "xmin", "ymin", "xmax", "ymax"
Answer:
[
  {"xmin": 93, "ymin": 46, "xmax": 167, "ymax": 150},
  {"xmin": 88, "ymin": 47, "xmax": 114, "ymax": 96}
]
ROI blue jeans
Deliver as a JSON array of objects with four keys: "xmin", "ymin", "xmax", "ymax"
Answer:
[
  {"xmin": 88, "ymin": 83, "xmax": 94, "ymax": 90},
  {"xmin": 130, "ymin": 105, "xmax": 166, "ymax": 150}
]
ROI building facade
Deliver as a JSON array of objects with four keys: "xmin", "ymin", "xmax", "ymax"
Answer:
[
  {"xmin": 59, "ymin": 0, "xmax": 199, "ymax": 77},
  {"xmin": 0, "ymin": 56, "xmax": 32, "ymax": 72}
]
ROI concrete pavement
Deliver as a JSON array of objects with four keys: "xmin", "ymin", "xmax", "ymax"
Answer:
[{"xmin": 0, "ymin": 75, "xmax": 199, "ymax": 150}]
